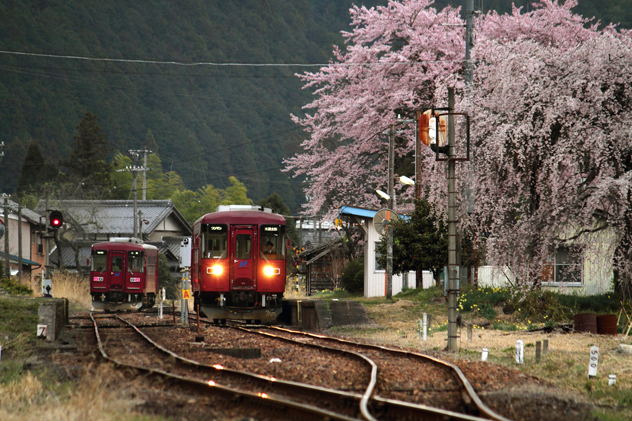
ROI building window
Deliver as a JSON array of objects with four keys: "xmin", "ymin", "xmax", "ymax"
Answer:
[
  {"xmin": 543, "ymin": 245, "xmax": 583, "ymax": 284},
  {"xmin": 375, "ymin": 242, "xmax": 384, "ymax": 271},
  {"xmin": 36, "ymin": 235, "xmax": 43, "ymax": 255}
]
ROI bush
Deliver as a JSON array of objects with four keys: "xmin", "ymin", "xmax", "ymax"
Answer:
[
  {"xmin": 0, "ymin": 278, "xmax": 33, "ymax": 296},
  {"xmin": 341, "ymin": 259, "xmax": 364, "ymax": 293}
]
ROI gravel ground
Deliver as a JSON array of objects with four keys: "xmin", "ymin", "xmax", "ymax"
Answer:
[{"xmin": 53, "ymin": 310, "xmax": 605, "ymax": 421}]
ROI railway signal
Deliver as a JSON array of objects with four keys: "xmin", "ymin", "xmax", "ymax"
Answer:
[{"xmin": 49, "ymin": 210, "xmax": 64, "ymax": 229}]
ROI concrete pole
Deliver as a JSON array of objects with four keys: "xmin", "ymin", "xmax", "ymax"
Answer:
[
  {"xmin": 45, "ymin": 192, "xmax": 50, "ymax": 281},
  {"xmin": 386, "ymin": 124, "xmax": 395, "ymax": 300},
  {"xmin": 415, "ymin": 111, "xmax": 422, "ymax": 201},
  {"xmin": 464, "ymin": 0, "xmax": 474, "ymax": 84},
  {"xmin": 447, "ymin": 87, "xmax": 459, "ymax": 352},
  {"xmin": 3, "ymin": 196, "xmax": 9, "ymax": 278},
  {"xmin": 18, "ymin": 203, "xmax": 22, "ymax": 282},
  {"xmin": 133, "ymin": 171, "xmax": 138, "ymax": 239},
  {"xmin": 142, "ymin": 152, "xmax": 148, "ymax": 200}
]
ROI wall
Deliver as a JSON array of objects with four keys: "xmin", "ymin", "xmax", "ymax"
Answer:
[{"xmin": 364, "ymin": 219, "xmax": 416, "ymax": 298}]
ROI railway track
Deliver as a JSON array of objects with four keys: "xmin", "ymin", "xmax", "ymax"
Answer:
[{"xmin": 91, "ymin": 312, "xmax": 500, "ymax": 420}]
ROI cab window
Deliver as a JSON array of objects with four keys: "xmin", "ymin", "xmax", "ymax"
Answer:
[
  {"xmin": 92, "ymin": 250, "xmax": 107, "ymax": 272},
  {"xmin": 128, "ymin": 251, "xmax": 145, "ymax": 273},
  {"xmin": 260, "ymin": 225, "xmax": 285, "ymax": 259},
  {"xmin": 111, "ymin": 256, "xmax": 123, "ymax": 272},
  {"xmin": 202, "ymin": 224, "xmax": 227, "ymax": 259}
]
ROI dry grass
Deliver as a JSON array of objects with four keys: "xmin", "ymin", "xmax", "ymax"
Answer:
[
  {"xmin": 0, "ymin": 364, "xmax": 152, "ymax": 421},
  {"xmin": 45, "ymin": 272, "xmax": 92, "ymax": 310}
]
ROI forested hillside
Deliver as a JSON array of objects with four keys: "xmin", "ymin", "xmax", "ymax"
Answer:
[{"xmin": 0, "ymin": 0, "xmax": 627, "ymax": 213}]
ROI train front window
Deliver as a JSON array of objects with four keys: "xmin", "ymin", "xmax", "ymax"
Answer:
[
  {"xmin": 202, "ymin": 224, "xmax": 227, "ymax": 259},
  {"xmin": 128, "ymin": 251, "xmax": 144, "ymax": 273},
  {"xmin": 260, "ymin": 225, "xmax": 285, "ymax": 259},
  {"xmin": 111, "ymin": 256, "xmax": 123, "ymax": 273},
  {"xmin": 236, "ymin": 234, "xmax": 251, "ymax": 259},
  {"xmin": 92, "ymin": 250, "xmax": 107, "ymax": 272}
]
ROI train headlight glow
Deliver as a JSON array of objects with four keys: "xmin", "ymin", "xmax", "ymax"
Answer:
[
  {"xmin": 208, "ymin": 380, "xmax": 215, "ymax": 386},
  {"xmin": 207, "ymin": 265, "xmax": 223, "ymax": 275},
  {"xmin": 264, "ymin": 266, "xmax": 280, "ymax": 276}
]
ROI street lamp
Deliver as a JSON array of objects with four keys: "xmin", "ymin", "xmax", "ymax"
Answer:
[{"xmin": 375, "ymin": 190, "xmax": 390, "ymax": 200}]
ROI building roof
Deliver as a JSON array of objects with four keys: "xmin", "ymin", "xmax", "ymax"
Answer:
[
  {"xmin": 2, "ymin": 199, "xmax": 45, "ymax": 225},
  {"xmin": 339, "ymin": 206, "xmax": 378, "ymax": 219},
  {"xmin": 0, "ymin": 251, "xmax": 42, "ymax": 267},
  {"xmin": 35, "ymin": 199, "xmax": 192, "ymax": 236}
]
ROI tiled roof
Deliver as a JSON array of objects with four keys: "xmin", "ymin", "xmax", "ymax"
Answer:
[
  {"xmin": 35, "ymin": 200, "xmax": 191, "ymax": 236},
  {"xmin": 3, "ymin": 199, "xmax": 45, "ymax": 225}
]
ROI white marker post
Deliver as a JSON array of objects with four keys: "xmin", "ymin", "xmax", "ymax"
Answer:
[
  {"xmin": 516, "ymin": 339, "xmax": 524, "ymax": 364},
  {"xmin": 0, "ymin": 345, "xmax": 2, "ymax": 363},
  {"xmin": 481, "ymin": 348, "xmax": 488, "ymax": 361},
  {"xmin": 422, "ymin": 313, "xmax": 428, "ymax": 341},
  {"xmin": 159, "ymin": 287, "xmax": 165, "ymax": 320},
  {"xmin": 608, "ymin": 374, "xmax": 616, "ymax": 386},
  {"xmin": 588, "ymin": 346, "xmax": 599, "ymax": 379}
]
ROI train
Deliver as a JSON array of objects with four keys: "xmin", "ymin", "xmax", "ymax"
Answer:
[
  {"xmin": 90, "ymin": 238, "xmax": 160, "ymax": 312},
  {"xmin": 192, "ymin": 206, "xmax": 288, "ymax": 324}
]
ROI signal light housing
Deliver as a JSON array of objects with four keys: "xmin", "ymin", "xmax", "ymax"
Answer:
[{"xmin": 49, "ymin": 210, "xmax": 64, "ymax": 229}]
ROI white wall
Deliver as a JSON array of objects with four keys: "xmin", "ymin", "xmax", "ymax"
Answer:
[{"xmin": 364, "ymin": 219, "xmax": 417, "ymax": 297}]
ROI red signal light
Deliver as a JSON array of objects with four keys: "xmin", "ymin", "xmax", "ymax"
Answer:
[{"xmin": 49, "ymin": 210, "xmax": 64, "ymax": 229}]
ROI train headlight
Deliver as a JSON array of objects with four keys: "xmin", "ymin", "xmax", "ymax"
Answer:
[
  {"xmin": 93, "ymin": 276, "xmax": 104, "ymax": 282},
  {"xmin": 264, "ymin": 266, "xmax": 280, "ymax": 276},
  {"xmin": 130, "ymin": 277, "xmax": 141, "ymax": 283},
  {"xmin": 207, "ymin": 265, "xmax": 223, "ymax": 275}
]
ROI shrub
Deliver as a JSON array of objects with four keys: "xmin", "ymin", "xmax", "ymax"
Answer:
[
  {"xmin": 0, "ymin": 278, "xmax": 33, "ymax": 296},
  {"xmin": 341, "ymin": 259, "xmax": 364, "ymax": 293}
]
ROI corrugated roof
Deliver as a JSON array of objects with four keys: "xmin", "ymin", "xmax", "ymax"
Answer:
[
  {"xmin": 339, "ymin": 206, "xmax": 378, "ymax": 219},
  {"xmin": 35, "ymin": 200, "xmax": 191, "ymax": 236}
]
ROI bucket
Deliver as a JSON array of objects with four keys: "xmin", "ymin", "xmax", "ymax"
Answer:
[
  {"xmin": 597, "ymin": 314, "xmax": 618, "ymax": 335},
  {"xmin": 574, "ymin": 313, "xmax": 597, "ymax": 333}
]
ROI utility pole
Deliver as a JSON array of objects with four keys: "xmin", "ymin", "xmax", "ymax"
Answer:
[
  {"xmin": 464, "ymin": 0, "xmax": 474, "ymax": 84},
  {"xmin": 128, "ymin": 149, "xmax": 153, "ymax": 200},
  {"xmin": 3, "ymin": 195, "xmax": 9, "ymax": 278},
  {"xmin": 116, "ymin": 166, "xmax": 144, "ymax": 239},
  {"xmin": 447, "ymin": 87, "xmax": 458, "ymax": 352},
  {"xmin": 386, "ymin": 124, "xmax": 395, "ymax": 300},
  {"xmin": 18, "ymin": 203, "xmax": 22, "ymax": 282}
]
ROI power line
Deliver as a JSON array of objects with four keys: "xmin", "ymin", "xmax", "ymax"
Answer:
[{"xmin": 0, "ymin": 49, "xmax": 468, "ymax": 67}]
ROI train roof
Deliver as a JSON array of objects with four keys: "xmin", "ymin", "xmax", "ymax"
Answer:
[
  {"xmin": 91, "ymin": 241, "xmax": 158, "ymax": 251},
  {"xmin": 195, "ymin": 210, "xmax": 286, "ymax": 226}
]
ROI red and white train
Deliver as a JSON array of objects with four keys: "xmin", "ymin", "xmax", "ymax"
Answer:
[
  {"xmin": 192, "ymin": 206, "xmax": 288, "ymax": 324},
  {"xmin": 90, "ymin": 238, "xmax": 159, "ymax": 312}
]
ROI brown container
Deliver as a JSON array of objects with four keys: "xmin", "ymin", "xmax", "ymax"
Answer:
[
  {"xmin": 597, "ymin": 314, "xmax": 618, "ymax": 335},
  {"xmin": 574, "ymin": 313, "xmax": 597, "ymax": 333}
]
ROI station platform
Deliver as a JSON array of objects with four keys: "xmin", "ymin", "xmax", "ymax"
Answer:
[{"xmin": 281, "ymin": 299, "xmax": 373, "ymax": 332}]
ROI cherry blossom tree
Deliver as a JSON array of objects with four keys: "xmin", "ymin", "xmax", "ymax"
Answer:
[{"xmin": 286, "ymin": 0, "xmax": 632, "ymax": 287}]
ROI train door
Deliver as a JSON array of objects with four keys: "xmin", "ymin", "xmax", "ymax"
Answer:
[
  {"xmin": 110, "ymin": 251, "xmax": 125, "ymax": 290},
  {"xmin": 231, "ymin": 227, "xmax": 256, "ymax": 289}
]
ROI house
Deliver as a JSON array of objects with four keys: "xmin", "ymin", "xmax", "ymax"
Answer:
[
  {"xmin": 339, "ymin": 206, "xmax": 417, "ymax": 298},
  {"xmin": 0, "ymin": 198, "xmax": 48, "ymax": 283},
  {"xmin": 479, "ymin": 229, "xmax": 616, "ymax": 295},
  {"xmin": 35, "ymin": 200, "xmax": 192, "ymax": 274}
]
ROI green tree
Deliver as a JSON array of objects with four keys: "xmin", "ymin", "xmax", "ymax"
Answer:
[
  {"xmin": 376, "ymin": 199, "xmax": 448, "ymax": 284},
  {"xmin": 222, "ymin": 176, "xmax": 254, "ymax": 206},
  {"xmin": 60, "ymin": 112, "xmax": 113, "ymax": 197},
  {"xmin": 16, "ymin": 140, "xmax": 58, "ymax": 198}
]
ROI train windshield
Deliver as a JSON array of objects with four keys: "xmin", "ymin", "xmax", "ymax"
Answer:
[
  {"xmin": 128, "ymin": 250, "xmax": 145, "ymax": 273},
  {"xmin": 91, "ymin": 250, "xmax": 107, "ymax": 272},
  {"xmin": 202, "ymin": 224, "xmax": 227, "ymax": 259},
  {"xmin": 260, "ymin": 225, "xmax": 286, "ymax": 259}
]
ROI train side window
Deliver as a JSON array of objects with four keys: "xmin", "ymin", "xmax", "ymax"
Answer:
[
  {"xmin": 111, "ymin": 256, "xmax": 123, "ymax": 272},
  {"xmin": 236, "ymin": 234, "xmax": 251, "ymax": 259}
]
